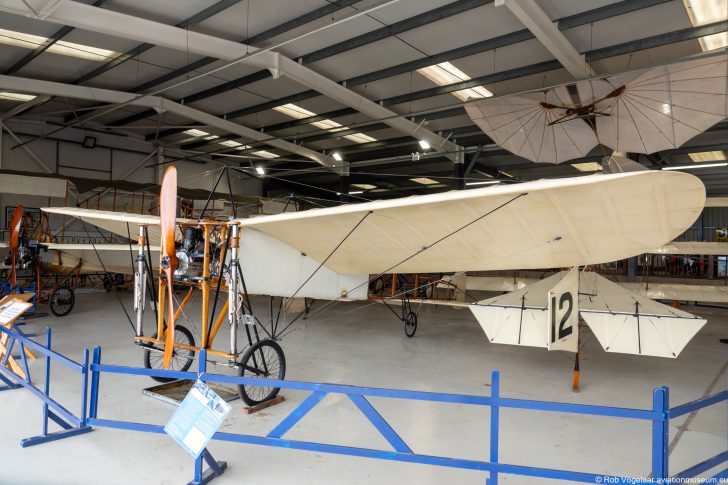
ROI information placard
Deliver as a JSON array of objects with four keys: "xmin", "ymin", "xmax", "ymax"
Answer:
[{"xmin": 164, "ymin": 380, "xmax": 232, "ymax": 458}]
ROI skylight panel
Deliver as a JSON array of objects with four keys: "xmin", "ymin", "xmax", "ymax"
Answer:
[
  {"xmin": 571, "ymin": 162, "xmax": 602, "ymax": 172},
  {"xmin": 689, "ymin": 151, "xmax": 726, "ymax": 162},
  {"xmin": 417, "ymin": 62, "xmax": 493, "ymax": 102},
  {"xmin": 683, "ymin": 0, "xmax": 728, "ymax": 51},
  {"xmin": 273, "ymin": 103, "xmax": 377, "ymax": 144},
  {"xmin": 0, "ymin": 28, "xmax": 121, "ymax": 62},
  {"xmin": 0, "ymin": 92, "xmax": 36, "ymax": 102}
]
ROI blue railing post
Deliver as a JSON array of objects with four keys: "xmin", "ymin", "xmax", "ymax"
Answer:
[
  {"xmin": 489, "ymin": 370, "xmax": 500, "ymax": 485},
  {"xmin": 80, "ymin": 348, "xmax": 90, "ymax": 427},
  {"xmin": 42, "ymin": 327, "xmax": 51, "ymax": 435},
  {"xmin": 89, "ymin": 347, "xmax": 101, "ymax": 420},
  {"xmin": 194, "ymin": 349, "xmax": 208, "ymax": 484},
  {"xmin": 651, "ymin": 386, "xmax": 669, "ymax": 479}
]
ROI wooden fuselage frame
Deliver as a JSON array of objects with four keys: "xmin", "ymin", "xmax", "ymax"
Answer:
[{"xmin": 134, "ymin": 219, "xmax": 241, "ymax": 361}]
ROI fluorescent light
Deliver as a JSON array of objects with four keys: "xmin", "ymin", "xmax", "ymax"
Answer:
[
  {"xmin": 343, "ymin": 133, "xmax": 377, "ymax": 143},
  {"xmin": 352, "ymin": 183, "xmax": 376, "ymax": 190},
  {"xmin": 183, "ymin": 129, "xmax": 209, "ymax": 137},
  {"xmin": 255, "ymin": 166, "xmax": 265, "ymax": 175},
  {"xmin": 683, "ymin": 0, "xmax": 728, "ymax": 51},
  {"xmin": 571, "ymin": 162, "xmax": 603, "ymax": 172},
  {"xmin": 417, "ymin": 62, "xmax": 493, "ymax": 102},
  {"xmin": 662, "ymin": 162, "xmax": 728, "ymax": 170},
  {"xmin": 348, "ymin": 190, "xmax": 363, "ymax": 195},
  {"xmin": 0, "ymin": 92, "xmax": 36, "ymax": 102},
  {"xmin": 253, "ymin": 150, "xmax": 279, "ymax": 159},
  {"xmin": 273, "ymin": 103, "xmax": 377, "ymax": 144},
  {"xmin": 0, "ymin": 28, "xmax": 120, "ymax": 62},
  {"xmin": 419, "ymin": 140, "xmax": 431, "ymax": 150},
  {"xmin": 410, "ymin": 177, "xmax": 439, "ymax": 185},
  {"xmin": 219, "ymin": 140, "xmax": 245, "ymax": 148},
  {"xmin": 332, "ymin": 152, "xmax": 343, "ymax": 162},
  {"xmin": 466, "ymin": 180, "xmax": 500, "ymax": 186},
  {"xmin": 689, "ymin": 151, "xmax": 726, "ymax": 162}
]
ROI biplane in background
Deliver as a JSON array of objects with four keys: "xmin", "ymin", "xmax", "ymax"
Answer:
[{"xmin": 48, "ymin": 163, "xmax": 707, "ymax": 398}]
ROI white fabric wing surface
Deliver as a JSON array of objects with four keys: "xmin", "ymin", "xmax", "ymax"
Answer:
[
  {"xmin": 41, "ymin": 243, "xmax": 160, "ymax": 274},
  {"xmin": 578, "ymin": 273, "xmax": 705, "ymax": 358},
  {"xmin": 470, "ymin": 271, "xmax": 705, "ymax": 358},
  {"xmin": 239, "ymin": 171, "xmax": 704, "ymax": 275},
  {"xmin": 465, "ymin": 81, "xmax": 602, "ymax": 164},
  {"xmin": 464, "ymin": 54, "xmax": 728, "ymax": 163},
  {"xmin": 594, "ymin": 55, "xmax": 728, "ymax": 154}
]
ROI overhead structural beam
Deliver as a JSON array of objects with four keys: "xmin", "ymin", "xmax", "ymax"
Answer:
[
  {"xmin": 0, "ymin": 0, "xmax": 462, "ymax": 162},
  {"xmin": 0, "ymin": 74, "xmax": 334, "ymax": 167},
  {"xmin": 496, "ymin": 0, "xmax": 596, "ymax": 78}
]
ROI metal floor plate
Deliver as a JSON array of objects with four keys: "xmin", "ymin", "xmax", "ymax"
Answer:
[{"xmin": 142, "ymin": 379, "xmax": 239, "ymax": 406}]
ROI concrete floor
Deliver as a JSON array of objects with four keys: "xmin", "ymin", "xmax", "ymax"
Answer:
[{"xmin": 1, "ymin": 289, "xmax": 727, "ymax": 484}]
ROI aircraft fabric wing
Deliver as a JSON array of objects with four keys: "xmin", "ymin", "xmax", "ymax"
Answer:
[
  {"xmin": 239, "ymin": 171, "xmax": 704, "ymax": 275},
  {"xmin": 579, "ymin": 273, "xmax": 706, "ymax": 358},
  {"xmin": 650, "ymin": 241, "xmax": 728, "ymax": 255},
  {"xmin": 469, "ymin": 272, "xmax": 564, "ymax": 348},
  {"xmin": 41, "ymin": 243, "xmax": 160, "ymax": 274},
  {"xmin": 42, "ymin": 207, "xmax": 191, "ymax": 242}
]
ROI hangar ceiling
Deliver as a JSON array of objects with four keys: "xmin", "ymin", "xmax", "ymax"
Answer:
[{"xmin": 0, "ymin": 0, "xmax": 726, "ymax": 203}]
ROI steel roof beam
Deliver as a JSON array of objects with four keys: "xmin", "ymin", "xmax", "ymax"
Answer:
[
  {"xmin": 0, "ymin": 0, "xmax": 462, "ymax": 161},
  {"xmin": 0, "ymin": 74, "xmax": 334, "ymax": 167},
  {"xmin": 140, "ymin": 0, "xmax": 669, "ymax": 137},
  {"xmin": 496, "ymin": 0, "xmax": 595, "ymax": 78}
]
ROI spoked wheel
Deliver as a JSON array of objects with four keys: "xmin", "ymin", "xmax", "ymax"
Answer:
[
  {"xmin": 49, "ymin": 286, "xmax": 75, "ymax": 317},
  {"xmin": 143, "ymin": 325, "xmax": 195, "ymax": 383},
  {"xmin": 404, "ymin": 311, "xmax": 417, "ymax": 338},
  {"xmin": 102, "ymin": 274, "xmax": 113, "ymax": 292},
  {"xmin": 237, "ymin": 339, "xmax": 286, "ymax": 406}
]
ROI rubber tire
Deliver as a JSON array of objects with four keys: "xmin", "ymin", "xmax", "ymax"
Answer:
[
  {"xmin": 143, "ymin": 325, "xmax": 196, "ymax": 383},
  {"xmin": 103, "ymin": 275, "xmax": 113, "ymax": 292},
  {"xmin": 237, "ymin": 339, "xmax": 286, "ymax": 406},
  {"xmin": 49, "ymin": 286, "xmax": 75, "ymax": 317},
  {"xmin": 404, "ymin": 311, "xmax": 417, "ymax": 338},
  {"xmin": 114, "ymin": 273, "xmax": 124, "ymax": 286}
]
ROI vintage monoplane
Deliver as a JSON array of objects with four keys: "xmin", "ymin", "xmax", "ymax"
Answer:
[{"xmin": 45, "ymin": 164, "xmax": 706, "ymax": 399}]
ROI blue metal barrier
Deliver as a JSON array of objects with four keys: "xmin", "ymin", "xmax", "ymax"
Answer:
[
  {"xmin": 86, "ymin": 348, "xmax": 728, "ymax": 485},
  {"xmin": 0, "ymin": 324, "xmax": 92, "ymax": 446},
  {"xmin": 2, "ymin": 322, "xmax": 728, "ymax": 484}
]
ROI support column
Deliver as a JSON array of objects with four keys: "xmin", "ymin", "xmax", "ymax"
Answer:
[
  {"xmin": 627, "ymin": 256, "xmax": 637, "ymax": 282},
  {"xmin": 453, "ymin": 160, "xmax": 465, "ymax": 190},
  {"xmin": 337, "ymin": 161, "xmax": 350, "ymax": 204}
]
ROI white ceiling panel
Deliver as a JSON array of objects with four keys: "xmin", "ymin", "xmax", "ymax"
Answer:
[
  {"xmin": 107, "ymin": 0, "xmax": 215, "ymax": 26},
  {"xmin": 306, "ymin": 36, "xmax": 424, "ymax": 81},
  {"xmin": 395, "ymin": 3, "xmax": 523, "ymax": 56},
  {"xmin": 277, "ymin": 14, "xmax": 382, "ymax": 59},
  {"xmin": 193, "ymin": 0, "xmax": 325, "ymax": 43},
  {"xmin": 562, "ymin": 1, "xmax": 693, "ymax": 56}
]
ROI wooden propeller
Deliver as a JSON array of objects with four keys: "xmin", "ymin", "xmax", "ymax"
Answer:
[
  {"xmin": 8, "ymin": 205, "xmax": 23, "ymax": 290},
  {"xmin": 160, "ymin": 167, "xmax": 178, "ymax": 368}
]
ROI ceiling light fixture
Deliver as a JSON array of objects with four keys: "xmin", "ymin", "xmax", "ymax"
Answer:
[
  {"xmin": 419, "ymin": 140, "xmax": 431, "ymax": 150},
  {"xmin": 662, "ymin": 162, "xmax": 728, "ymax": 170},
  {"xmin": 348, "ymin": 190, "xmax": 364, "ymax": 195},
  {"xmin": 252, "ymin": 150, "xmax": 279, "ymax": 159},
  {"xmin": 255, "ymin": 166, "xmax": 265, "ymax": 175},
  {"xmin": 352, "ymin": 183, "xmax": 377, "ymax": 190},
  {"xmin": 465, "ymin": 180, "xmax": 500, "ymax": 186},
  {"xmin": 332, "ymin": 152, "xmax": 343, "ymax": 162}
]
